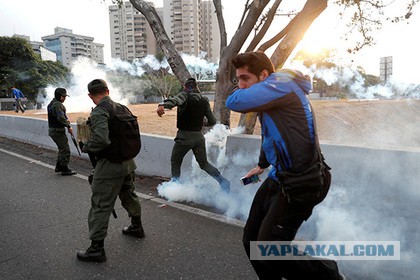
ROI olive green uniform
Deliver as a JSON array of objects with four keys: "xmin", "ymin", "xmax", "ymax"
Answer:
[
  {"xmin": 82, "ymin": 96, "xmax": 142, "ymax": 241},
  {"xmin": 47, "ymin": 98, "xmax": 71, "ymax": 167},
  {"xmin": 161, "ymin": 91, "xmax": 220, "ymax": 178}
]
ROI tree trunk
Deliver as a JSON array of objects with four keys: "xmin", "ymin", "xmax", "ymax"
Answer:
[
  {"xmin": 213, "ymin": 0, "xmax": 271, "ymax": 125},
  {"xmin": 238, "ymin": 0, "xmax": 328, "ymax": 134},
  {"xmin": 130, "ymin": 0, "xmax": 190, "ymax": 84}
]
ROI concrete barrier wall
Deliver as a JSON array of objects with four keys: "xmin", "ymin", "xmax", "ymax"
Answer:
[{"xmin": 1, "ymin": 115, "xmax": 419, "ymax": 192}]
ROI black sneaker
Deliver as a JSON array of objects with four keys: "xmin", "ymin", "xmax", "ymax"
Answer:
[
  {"xmin": 122, "ymin": 225, "xmax": 145, "ymax": 238},
  {"xmin": 77, "ymin": 245, "xmax": 106, "ymax": 263}
]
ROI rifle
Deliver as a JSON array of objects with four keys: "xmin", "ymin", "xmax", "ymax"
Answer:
[{"xmin": 69, "ymin": 131, "xmax": 81, "ymax": 156}]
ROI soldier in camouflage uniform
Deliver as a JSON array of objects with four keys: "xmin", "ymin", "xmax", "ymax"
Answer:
[
  {"xmin": 47, "ymin": 88, "xmax": 76, "ymax": 176},
  {"xmin": 157, "ymin": 78, "xmax": 230, "ymax": 192},
  {"xmin": 77, "ymin": 79, "xmax": 143, "ymax": 263}
]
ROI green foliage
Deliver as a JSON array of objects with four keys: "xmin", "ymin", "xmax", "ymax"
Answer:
[
  {"xmin": 0, "ymin": 36, "xmax": 69, "ymax": 102},
  {"xmin": 141, "ymin": 73, "xmax": 181, "ymax": 100}
]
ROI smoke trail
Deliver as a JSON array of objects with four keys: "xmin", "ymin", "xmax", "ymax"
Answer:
[
  {"xmin": 157, "ymin": 124, "xmax": 261, "ymax": 220},
  {"xmin": 289, "ymin": 60, "xmax": 420, "ymax": 99}
]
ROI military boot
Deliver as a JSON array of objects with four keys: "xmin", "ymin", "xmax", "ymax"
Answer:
[
  {"xmin": 61, "ymin": 166, "xmax": 77, "ymax": 176},
  {"xmin": 54, "ymin": 162, "xmax": 62, "ymax": 172},
  {"xmin": 77, "ymin": 240, "xmax": 106, "ymax": 262},
  {"xmin": 122, "ymin": 216, "xmax": 145, "ymax": 238},
  {"xmin": 213, "ymin": 174, "xmax": 231, "ymax": 193}
]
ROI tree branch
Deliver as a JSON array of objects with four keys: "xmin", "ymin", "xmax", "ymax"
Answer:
[
  {"xmin": 246, "ymin": 0, "xmax": 283, "ymax": 52},
  {"xmin": 130, "ymin": 0, "xmax": 190, "ymax": 84}
]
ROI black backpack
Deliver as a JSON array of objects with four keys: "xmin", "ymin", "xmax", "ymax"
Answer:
[{"xmin": 96, "ymin": 101, "xmax": 141, "ymax": 163}]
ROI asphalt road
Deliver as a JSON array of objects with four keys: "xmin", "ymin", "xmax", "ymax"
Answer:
[{"xmin": 0, "ymin": 139, "xmax": 256, "ymax": 280}]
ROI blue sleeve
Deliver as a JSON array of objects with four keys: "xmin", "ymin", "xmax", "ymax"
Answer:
[{"xmin": 226, "ymin": 75, "xmax": 292, "ymax": 113}]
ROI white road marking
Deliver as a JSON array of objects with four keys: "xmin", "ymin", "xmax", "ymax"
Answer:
[{"xmin": 0, "ymin": 147, "xmax": 245, "ymax": 228}]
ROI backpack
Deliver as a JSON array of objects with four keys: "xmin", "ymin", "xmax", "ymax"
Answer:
[{"xmin": 96, "ymin": 101, "xmax": 141, "ymax": 163}]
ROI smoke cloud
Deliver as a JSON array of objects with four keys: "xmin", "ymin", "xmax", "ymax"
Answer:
[
  {"xmin": 157, "ymin": 123, "xmax": 419, "ymax": 279},
  {"xmin": 289, "ymin": 60, "xmax": 420, "ymax": 99},
  {"xmin": 38, "ymin": 53, "xmax": 219, "ymax": 112},
  {"xmin": 35, "ymin": 54, "xmax": 418, "ymax": 279}
]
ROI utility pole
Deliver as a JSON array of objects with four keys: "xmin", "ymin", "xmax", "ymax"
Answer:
[{"xmin": 380, "ymin": 56, "xmax": 393, "ymax": 83}]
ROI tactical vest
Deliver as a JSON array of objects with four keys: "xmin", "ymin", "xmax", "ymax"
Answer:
[
  {"xmin": 177, "ymin": 91, "xmax": 207, "ymax": 131},
  {"xmin": 47, "ymin": 99, "xmax": 66, "ymax": 128}
]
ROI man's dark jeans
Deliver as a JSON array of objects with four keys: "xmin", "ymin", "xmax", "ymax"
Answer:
[{"xmin": 243, "ymin": 171, "xmax": 341, "ymax": 280}]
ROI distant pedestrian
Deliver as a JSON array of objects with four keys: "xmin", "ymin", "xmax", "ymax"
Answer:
[
  {"xmin": 47, "ymin": 88, "xmax": 76, "ymax": 176},
  {"xmin": 77, "ymin": 79, "xmax": 144, "ymax": 263},
  {"xmin": 10, "ymin": 86, "xmax": 25, "ymax": 113},
  {"xmin": 157, "ymin": 78, "xmax": 230, "ymax": 192}
]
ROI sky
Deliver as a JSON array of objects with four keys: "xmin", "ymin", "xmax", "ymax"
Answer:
[{"xmin": 1, "ymin": 0, "xmax": 419, "ymax": 83}]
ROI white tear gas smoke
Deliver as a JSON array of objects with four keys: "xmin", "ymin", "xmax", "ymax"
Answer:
[
  {"xmin": 157, "ymin": 124, "xmax": 260, "ymax": 220},
  {"xmin": 158, "ymin": 124, "xmax": 419, "ymax": 279},
  {"xmin": 289, "ymin": 60, "xmax": 420, "ymax": 99},
  {"xmin": 39, "ymin": 57, "xmax": 137, "ymax": 113},
  {"xmin": 38, "ymin": 53, "xmax": 218, "ymax": 112}
]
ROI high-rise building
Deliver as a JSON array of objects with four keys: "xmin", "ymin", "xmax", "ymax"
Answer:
[
  {"xmin": 109, "ymin": 1, "xmax": 220, "ymax": 62},
  {"xmin": 41, "ymin": 27, "xmax": 104, "ymax": 68},
  {"xmin": 163, "ymin": 0, "xmax": 219, "ymax": 61},
  {"xmin": 164, "ymin": 0, "xmax": 201, "ymax": 57},
  {"xmin": 13, "ymin": 34, "xmax": 57, "ymax": 62},
  {"xmin": 109, "ymin": 1, "xmax": 158, "ymax": 61},
  {"xmin": 200, "ymin": 0, "xmax": 220, "ymax": 62}
]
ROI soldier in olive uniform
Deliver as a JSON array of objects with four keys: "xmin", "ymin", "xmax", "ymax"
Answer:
[
  {"xmin": 157, "ymin": 78, "xmax": 230, "ymax": 192},
  {"xmin": 47, "ymin": 88, "xmax": 76, "ymax": 176},
  {"xmin": 77, "ymin": 79, "xmax": 144, "ymax": 263}
]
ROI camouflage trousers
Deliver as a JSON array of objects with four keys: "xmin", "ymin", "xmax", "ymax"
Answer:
[
  {"xmin": 49, "ymin": 129, "xmax": 70, "ymax": 166},
  {"xmin": 88, "ymin": 172, "xmax": 142, "ymax": 241}
]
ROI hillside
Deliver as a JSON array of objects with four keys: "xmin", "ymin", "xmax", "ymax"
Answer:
[{"xmin": 1, "ymin": 99, "xmax": 419, "ymax": 151}]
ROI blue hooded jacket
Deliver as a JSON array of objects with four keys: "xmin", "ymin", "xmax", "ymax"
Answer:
[
  {"xmin": 12, "ymin": 88, "xmax": 25, "ymax": 99},
  {"xmin": 226, "ymin": 69, "xmax": 318, "ymax": 181}
]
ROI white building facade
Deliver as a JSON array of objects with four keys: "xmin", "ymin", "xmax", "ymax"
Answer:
[
  {"xmin": 109, "ymin": 0, "xmax": 220, "ymax": 62},
  {"xmin": 109, "ymin": 1, "xmax": 158, "ymax": 61},
  {"xmin": 42, "ymin": 27, "xmax": 104, "ymax": 68}
]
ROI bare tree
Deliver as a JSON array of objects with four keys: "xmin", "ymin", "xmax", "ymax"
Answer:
[{"xmin": 112, "ymin": 0, "xmax": 418, "ymax": 131}]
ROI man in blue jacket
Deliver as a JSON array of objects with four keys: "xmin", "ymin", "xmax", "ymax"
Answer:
[
  {"xmin": 11, "ymin": 86, "xmax": 26, "ymax": 113},
  {"xmin": 226, "ymin": 51, "xmax": 345, "ymax": 280}
]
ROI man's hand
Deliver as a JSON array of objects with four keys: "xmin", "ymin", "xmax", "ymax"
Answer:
[
  {"xmin": 157, "ymin": 105, "xmax": 165, "ymax": 117},
  {"xmin": 68, "ymin": 127, "xmax": 74, "ymax": 134},
  {"xmin": 244, "ymin": 166, "xmax": 265, "ymax": 178}
]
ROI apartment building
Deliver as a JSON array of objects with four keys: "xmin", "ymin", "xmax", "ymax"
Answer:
[
  {"xmin": 163, "ymin": 0, "xmax": 220, "ymax": 61},
  {"xmin": 13, "ymin": 34, "xmax": 57, "ymax": 62},
  {"xmin": 41, "ymin": 27, "xmax": 104, "ymax": 68},
  {"xmin": 109, "ymin": 1, "xmax": 158, "ymax": 61},
  {"xmin": 164, "ymin": 0, "xmax": 202, "ymax": 57},
  {"xmin": 200, "ymin": 0, "xmax": 220, "ymax": 62},
  {"xmin": 109, "ymin": 0, "xmax": 220, "ymax": 62}
]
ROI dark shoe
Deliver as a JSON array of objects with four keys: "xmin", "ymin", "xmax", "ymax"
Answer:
[
  {"xmin": 122, "ymin": 224, "xmax": 145, "ymax": 238},
  {"xmin": 61, "ymin": 166, "xmax": 77, "ymax": 176},
  {"xmin": 77, "ymin": 244, "xmax": 106, "ymax": 262},
  {"xmin": 339, "ymin": 274, "xmax": 347, "ymax": 280}
]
